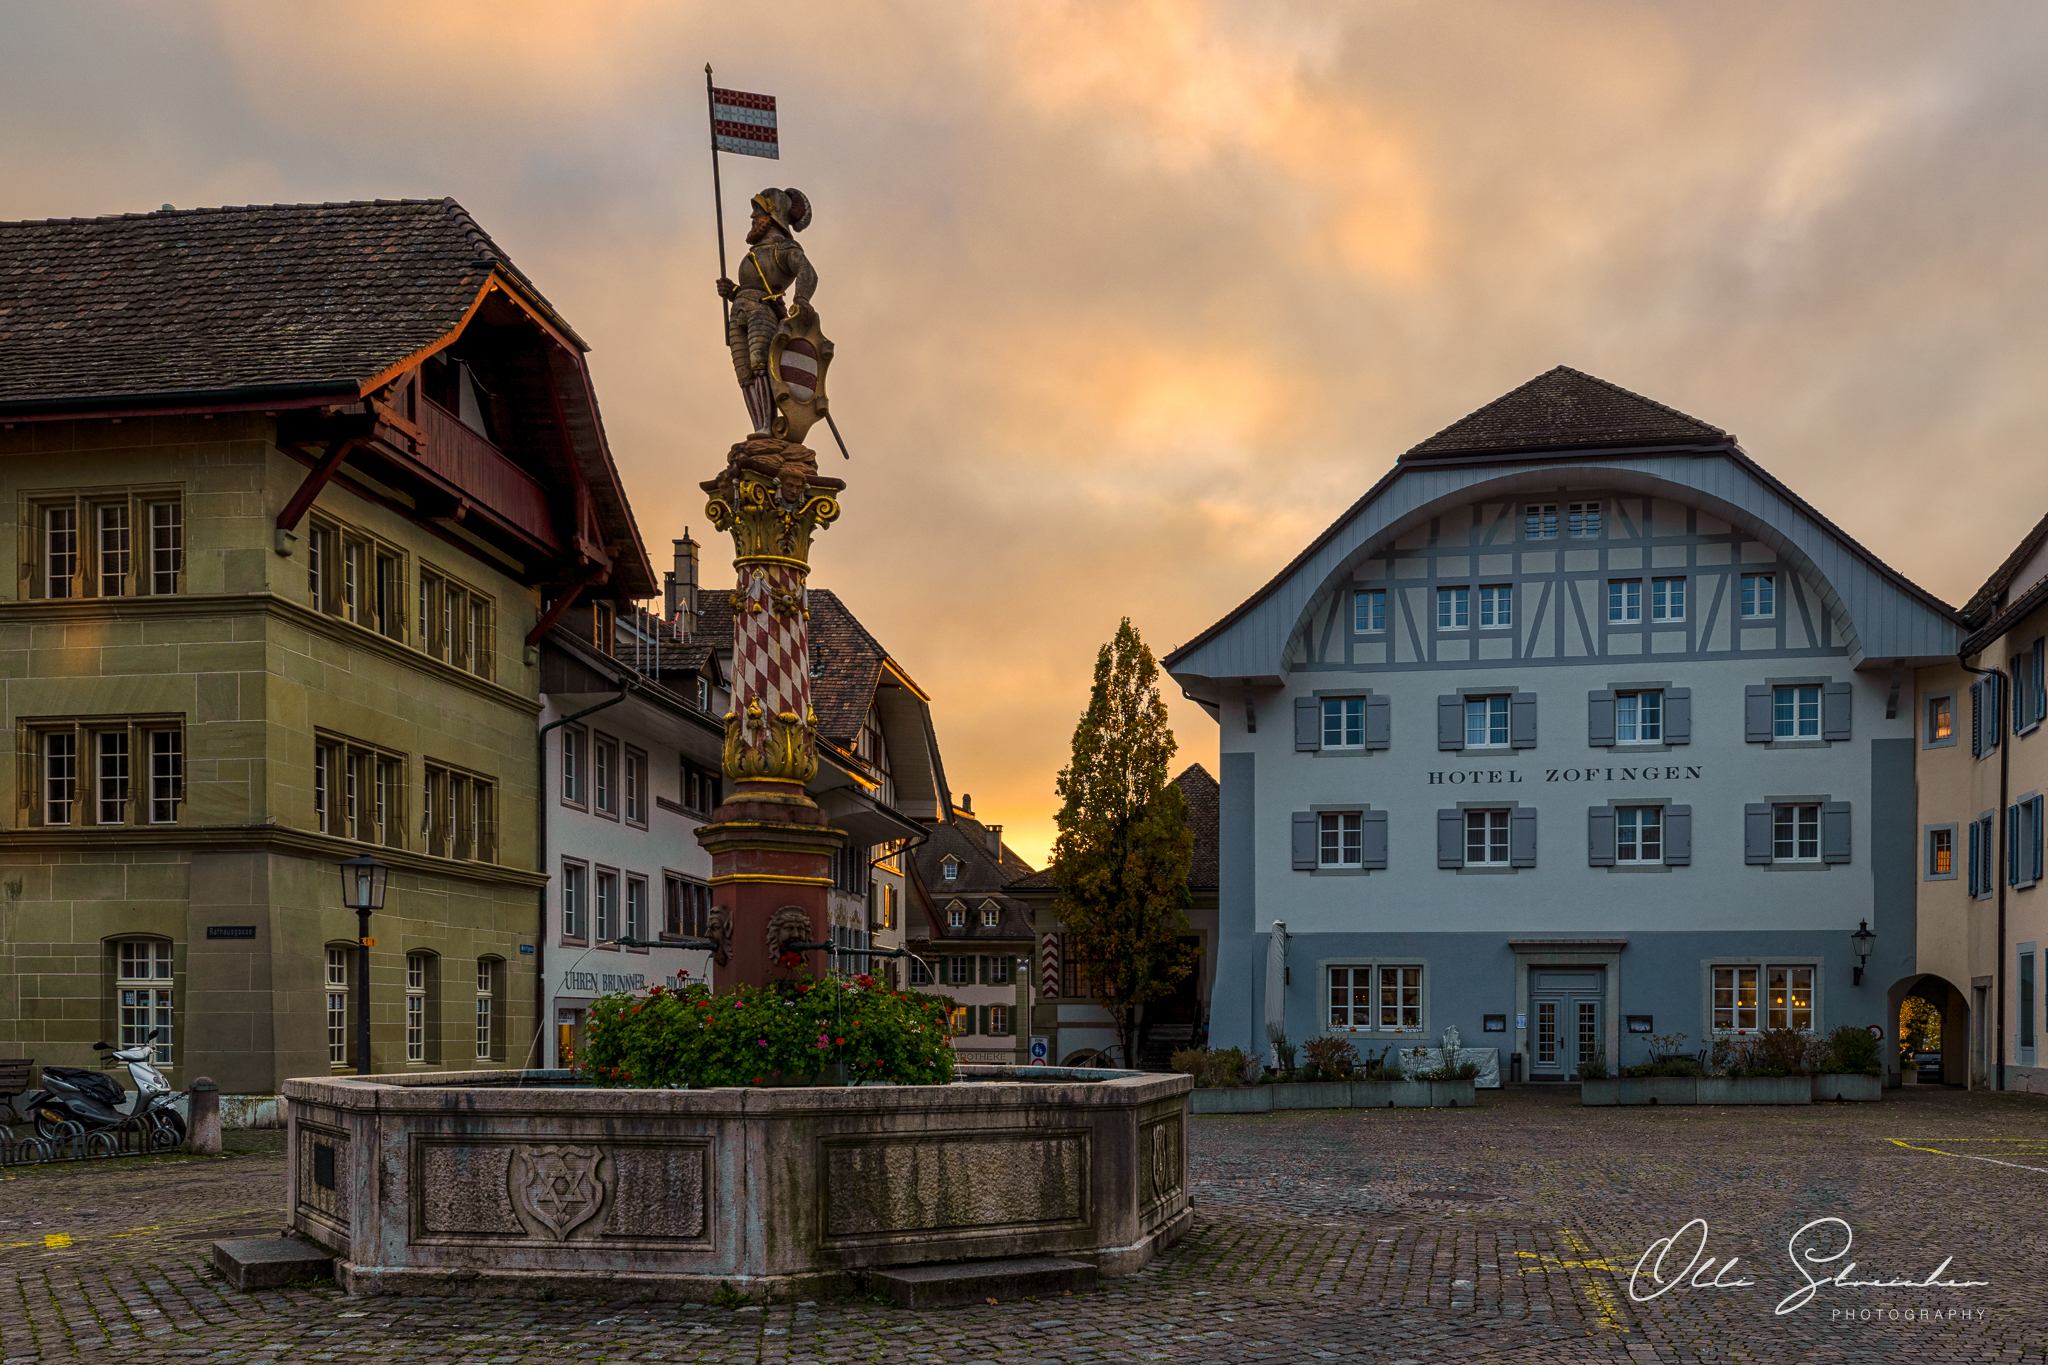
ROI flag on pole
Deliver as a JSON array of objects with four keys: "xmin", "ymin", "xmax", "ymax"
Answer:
[{"xmin": 711, "ymin": 88, "xmax": 778, "ymax": 159}]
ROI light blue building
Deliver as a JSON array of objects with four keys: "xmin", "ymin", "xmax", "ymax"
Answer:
[{"xmin": 1163, "ymin": 368, "xmax": 1959, "ymax": 1082}]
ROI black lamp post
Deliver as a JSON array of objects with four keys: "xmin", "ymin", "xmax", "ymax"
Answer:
[
  {"xmin": 1850, "ymin": 919, "xmax": 1877, "ymax": 986},
  {"xmin": 339, "ymin": 854, "xmax": 390, "ymax": 1076}
]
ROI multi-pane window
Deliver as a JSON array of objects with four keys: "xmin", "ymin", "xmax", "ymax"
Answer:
[
  {"xmin": 1712, "ymin": 966, "xmax": 1758, "ymax": 1031},
  {"xmin": 117, "ymin": 941, "xmax": 173, "ymax": 1064},
  {"xmin": 1616, "ymin": 690, "xmax": 1662, "ymax": 744},
  {"xmin": 910, "ymin": 956, "xmax": 933, "ymax": 986},
  {"xmin": 981, "ymin": 904, "xmax": 1000, "ymax": 927},
  {"xmin": 1767, "ymin": 966, "xmax": 1814, "ymax": 1030},
  {"xmin": 307, "ymin": 515, "xmax": 405, "ymax": 639},
  {"xmin": 665, "ymin": 873, "xmax": 711, "ymax": 938},
  {"xmin": 417, "ymin": 567, "xmax": 493, "ymax": 678},
  {"xmin": 626, "ymin": 876, "xmax": 649, "ymax": 942},
  {"xmin": 561, "ymin": 861, "xmax": 588, "ymax": 939},
  {"xmin": 1927, "ymin": 695, "xmax": 1954, "ymax": 744},
  {"xmin": 1607, "ymin": 578, "xmax": 1641, "ymax": 625},
  {"xmin": 1378, "ymin": 965, "xmax": 1423, "ymax": 1030},
  {"xmin": 327, "ymin": 948, "xmax": 349, "ymax": 1065},
  {"xmin": 423, "ymin": 762, "xmax": 495, "ymax": 862},
  {"xmin": 986, "ymin": 1004, "xmax": 1011, "ymax": 1036},
  {"xmin": 405, "ymin": 954, "xmax": 429, "ymax": 1063},
  {"xmin": 942, "ymin": 859, "xmax": 959, "ymax": 882},
  {"xmin": 1929, "ymin": 826, "xmax": 1953, "ymax": 876},
  {"xmin": 1437, "ymin": 587, "xmax": 1470, "ymax": 629},
  {"xmin": 1353, "ymin": 589, "xmax": 1386, "ymax": 633},
  {"xmin": 595, "ymin": 869, "xmax": 618, "ymax": 941},
  {"xmin": 1524, "ymin": 503, "xmax": 1559, "ymax": 539},
  {"xmin": 1651, "ymin": 576, "xmax": 1686, "ymax": 622},
  {"xmin": 593, "ymin": 735, "xmax": 618, "ymax": 818},
  {"xmin": 1616, "ymin": 806, "xmax": 1662, "ymax": 862},
  {"xmin": 314, "ymin": 734, "xmax": 405, "ymax": 846},
  {"xmin": 1741, "ymin": 573, "xmax": 1775, "ymax": 618},
  {"xmin": 1773, "ymin": 803, "xmax": 1821, "ymax": 861},
  {"xmin": 32, "ymin": 719, "xmax": 183, "ymax": 826},
  {"xmin": 31, "ymin": 491, "xmax": 182, "ymax": 598},
  {"xmin": 1464, "ymin": 809, "xmax": 1510, "ymax": 865},
  {"xmin": 1774, "ymin": 685, "xmax": 1821, "ymax": 739},
  {"xmin": 880, "ymin": 882, "xmax": 898, "ymax": 931},
  {"xmin": 681, "ymin": 761, "xmax": 719, "ymax": 818},
  {"xmin": 1319, "ymin": 811, "xmax": 1362, "ymax": 867},
  {"xmin": 1478, "ymin": 584, "xmax": 1512, "ymax": 629},
  {"xmin": 624, "ymin": 747, "xmax": 646, "ymax": 826},
  {"xmin": 475, "ymin": 959, "xmax": 495, "ymax": 1060},
  {"xmin": 948, "ymin": 1005, "xmax": 971, "ymax": 1037},
  {"xmin": 1465, "ymin": 695, "xmax": 1509, "ymax": 747},
  {"xmin": 948, "ymin": 904, "xmax": 965, "ymax": 927},
  {"xmin": 1567, "ymin": 501, "xmax": 1601, "ymax": 538},
  {"xmin": 1330, "ymin": 966, "xmax": 1425, "ymax": 1035},
  {"xmin": 560, "ymin": 726, "xmax": 584, "ymax": 806},
  {"xmin": 948, "ymin": 956, "xmax": 973, "ymax": 986},
  {"xmin": 1322, "ymin": 697, "xmax": 1365, "ymax": 748}
]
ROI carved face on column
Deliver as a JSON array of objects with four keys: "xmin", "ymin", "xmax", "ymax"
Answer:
[
  {"xmin": 706, "ymin": 904, "xmax": 733, "ymax": 967},
  {"xmin": 765, "ymin": 905, "xmax": 815, "ymax": 965}
]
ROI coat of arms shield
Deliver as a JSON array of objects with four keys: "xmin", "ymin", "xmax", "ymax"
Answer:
[
  {"xmin": 509, "ymin": 1144, "xmax": 607, "ymax": 1241},
  {"xmin": 768, "ymin": 313, "xmax": 834, "ymax": 446}
]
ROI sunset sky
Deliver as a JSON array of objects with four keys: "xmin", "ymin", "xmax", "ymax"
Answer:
[{"xmin": 6, "ymin": 2, "xmax": 2048, "ymax": 865}]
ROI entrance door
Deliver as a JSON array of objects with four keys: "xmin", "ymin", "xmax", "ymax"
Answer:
[
  {"xmin": 556, "ymin": 1008, "xmax": 585, "ymax": 1070},
  {"xmin": 1530, "ymin": 969, "xmax": 1605, "ymax": 1080}
]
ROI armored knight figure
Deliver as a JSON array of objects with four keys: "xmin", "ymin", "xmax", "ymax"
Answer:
[{"xmin": 717, "ymin": 187, "xmax": 833, "ymax": 443}]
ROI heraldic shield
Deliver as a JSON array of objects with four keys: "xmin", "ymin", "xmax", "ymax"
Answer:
[
  {"xmin": 509, "ymin": 1144, "xmax": 607, "ymax": 1241},
  {"xmin": 768, "ymin": 313, "xmax": 833, "ymax": 446}
]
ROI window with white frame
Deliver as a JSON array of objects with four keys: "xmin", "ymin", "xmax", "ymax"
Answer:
[
  {"xmin": 1326, "ymin": 964, "xmax": 1423, "ymax": 1031},
  {"xmin": 1774, "ymin": 685, "xmax": 1820, "ymax": 739},
  {"xmin": 1615, "ymin": 806, "xmax": 1662, "ymax": 863},
  {"xmin": 1322, "ymin": 696, "xmax": 1365, "ymax": 749},
  {"xmin": 30, "ymin": 489, "xmax": 184, "ymax": 599},
  {"xmin": 1651, "ymin": 576, "xmax": 1686, "ymax": 622},
  {"xmin": 1436, "ymin": 586, "xmax": 1469, "ymax": 630},
  {"xmin": 1607, "ymin": 578, "xmax": 1642, "ymax": 625},
  {"xmin": 947, "ymin": 902, "xmax": 965, "ymax": 928},
  {"xmin": 1465, "ymin": 695, "xmax": 1509, "ymax": 748},
  {"xmin": 475, "ymin": 959, "xmax": 496, "ymax": 1060},
  {"xmin": 1464, "ymin": 809, "xmax": 1510, "ymax": 865},
  {"xmin": 560, "ymin": 860, "xmax": 588, "ymax": 940},
  {"xmin": 31, "ymin": 718, "xmax": 184, "ymax": 827},
  {"xmin": 985, "ymin": 1004, "xmax": 1011, "ymax": 1036},
  {"xmin": 1713, "ymin": 964, "xmax": 1814, "ymax": 1032},
  {"xmin": 1567, "ymin": 501, "xmax": 1601, "ymax": 538},
  {"xmin": 1928, "ymin": 826, "xmax": 1954, "ymax": 878},
  {"xmin": 560, "ymin": 725, "xmax": 585, "ymax": 807},
  {"xmin": 948, "ymin": 956, "xmax": 972, "ymax": 986},
  {"xmin": 626, "ymin": 876, "xmax": 649, "ymax": 942},
  {"xmin": 326, "ymin": 948, "xmax": 349, "ymax": 1065},
  {"xmin": 307, "ymin": 513, "xmax": 406, "ymax": 640},
  {"xmin": 1741, "ymin": 573, "xmax": 1775, "ymax": 618},
  {"xmin": 1353, "ymin": 589, "xmax": 1386, "ymax": 633},
  {"xmin": 1319, "ymin": 811, "xmax": 1362, "ymax": 867},
  {"xmin": 1773, "ymin": 803, "xmax": 1821, "ymax": 861},
  {"xmin": 624, "ymin": 746, "xmax": 646, "ymax": 826},
  {"xmin": 592, "ymin": 734, "xmax": 618, "ymax": 818},
  {"xmin": 423, "ymin": 761, "xmax": 495, "ymax": 862},
  {"xmin": 664, "ymin": 872, "xmax": 710, "ymax": 938},
  {"xmin": 314, "ymin": 732, "xmax": 405, "ymax": 847},
  {"xmin": 942, "ymin": 857, "xmax": 959, "ymax": 881},
  {"xmin": 947, "ymin": 1005, "xmax": 971, "ymax": 1036},
  {"xmin": 980, "ymin": 904, "xmax": 999, "ymax": 927},
  {"xmin": 417, "ymin": 565, "xmax": 494, "ymax": 678},
  {"xmin": 1478, "ymin": 584, "xmax": 1512, "ymax": 629},
  {"xmin": 116, "ymin": 940, "xmax": 173, "ymax": 1064},
  {"xmin": 595, "ymin": 868, "xmax": 618, "ymax": 941},
  {"xmin": 910, "ymin": 956, "xmax": 933, "ymax": 986},
  {"xmin": 405, "ymin": 953, "xmax": 430, "ymax": 1063},
  {"xmin": 1524, "ymin": 503, "xmax": 1558, "ymax": 539},
  {"xmin": 680, "ymin": 760, "xmax": 718, "ymax": 817},
  {"xmin": 1616, "ymin": 690, "xmax": 1662, "ymax": 744}
]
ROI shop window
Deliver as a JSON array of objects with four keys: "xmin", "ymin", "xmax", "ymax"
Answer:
[{"xmin": 115, "ymin": 940, "xmax": 173, "ymax": 1064}]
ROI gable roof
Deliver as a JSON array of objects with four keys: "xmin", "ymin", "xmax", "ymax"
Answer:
[
  {"xmin": 1405, "ymin": 366, "xmax": 1728, "ymax": 460},
  {"xmin": 911, "ymin": 812, "xmax": 1036, "ymax": 939},
  {"xmin": 1961, "ymin": 510, "xmax": 2048, "ymax": 627}
]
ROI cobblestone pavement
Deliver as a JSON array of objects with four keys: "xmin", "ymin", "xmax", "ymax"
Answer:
[{"xmin": 1, "ymin": 1084, "xmax": 2043, "ymax": 1363}]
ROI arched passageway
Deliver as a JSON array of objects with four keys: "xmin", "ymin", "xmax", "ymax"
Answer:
[{"xmin": 1889, "ymin": 973, "xmax": 1974, "ymax": 1087}]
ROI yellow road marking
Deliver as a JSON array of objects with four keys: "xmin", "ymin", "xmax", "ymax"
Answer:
[
  {"xmin": 1887, "ymin": 1138, "xmax": 2048, "ymax": 1173},
  {"xmin": 0, "ymin": 1207, "xmax": 269, "ymax": 1252},
  {"xmin": 1514, "ymin": 1228, "xmax": 1631, "ymax": 1332}
]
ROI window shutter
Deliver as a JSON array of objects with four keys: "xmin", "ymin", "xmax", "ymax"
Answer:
[
  {"xmin": 2035, "ymin": 795, "xmax": 2046, "ymax": 883},
  {"xmin": 1821, "ymin": 801, "xmax": 1852, "ymax": 865},
  {"xmin": 1437, "ymin": 809, "xmax": 1464, "ymax": 868},
  {"xmin": 1364, "ymin": 694, "xmax": 1391, "ymax": 751},
  {"xmin": 1587, "ymin": 690, "xmax": 1616, "ymax": 747},
  {"xmin": 1968, "ymin": 817, "xmax": 1982, "ymax": 896},
  {"xmin": 1510, "ymin": 807, "xmax": 1538, "ymax": 868},
  {"xmin": 1663, "ymin": 805, "xmax": 1692, "ymax": 866},
  {"xmin": 1291, "ymin": 811, "xmax": 1317, "ymax": 871},
  {"xmin": 1361, "ymin": 809, "xmax": 1388, "ymax": 869},
  {"xmin": 1971, "ymin": 679, "xmax": 1983, "ymax": 758},
  {"xmin": 1511, "ymin": 692, "xmax": 1538, "ymax": 749},
  {"xmin": 1988, "ymin": 674, "xmax": 2003, "ymax": 750},
  {"xmin": 1664, "ymin": 688, "xmax": 1691, "ymax": 745},
  {"xmin": 1744, "ymin": 685, "xmax": 1773, "ymax": 743},
  {"xmin": 1981, "ymin": 815, "xmax": 1996, "ymax": 894},
  {"xmin": 1438, "ymin": 695, "xmax": 1465, "ymax": 750},
  {"xmin": 981, "ymin": 955, "xmax": 994, "ymax": 985},
  {"xmin": 1821, "ymin": 682, "xmax": 1852, "ymax": 742},
  {"xmin": 1294, "ymin": 696, "xmax": 1320, "ymax": 751},
  {"xmin": 1586, "ymin": 805, "xmax": 1616, "ymax": 867},
  {"xmin": 2015, "ymin": 664, "xmax": 2028, "ymax": 733},
  {"xmin": 2035, "ymin": 639, "xmax": 2046, "ymax": 724},
  {"xmin": 2008, "ymin": 805, "xmax": 2021, "ymax": 886},
  {"xmin": 1745, "ymin": 804, "xmax": 1773, "ymax": 865},
  {"xmin": 977, "ymin": 1005, "xmax": 989, "ymax": 1036}
]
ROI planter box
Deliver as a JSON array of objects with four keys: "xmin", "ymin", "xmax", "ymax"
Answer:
[
  {"xmin": 1428, "ymin": 1080, "xmax": 1477, "ymax": 1108},
  {"xmin": 1267, "ymin": 1082, "xmax": 1350, "ymax": 1109},
  {"xmin": 1189, "ymin": 1086, "xmax": 1272, "ymax": 1114},
  {"xmin": 1811, "ymin": 1073, "xmax": 1882, "ymax": 1102},
  {"xmin": 281, "ymin": 1065, "xmax": 1191, "ymax": 1301},
  {"xmin": 1190, "ymin": 1081, "xmax": 1473, "ymax": 1112},
  {"xmin": 1584, "ymin": 1077, "xmax": 1820, "ymax": 1106},
  {"xmin": 1696, "ymin": 1077, "xmax": 1811, "ymax": 1105}
]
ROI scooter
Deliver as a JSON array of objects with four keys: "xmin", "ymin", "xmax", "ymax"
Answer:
[{"xmin": 21, "ymin": 1030, "xmax": 186, "ymax": 1150}]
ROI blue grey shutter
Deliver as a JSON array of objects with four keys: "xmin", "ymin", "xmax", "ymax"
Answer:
[
  {"xmin": 1438, "ymin": 695, "xmax": 1465, "ymax": 750},
  {"xmin": 1364, "ymin": 694, "xmax": 1391, "ymax": 751},
  {"xmin": 1663, "ymin": 688, "xmax": 1691, "ymax": 745},
  {"xmin": 2016, "ymin": 663, "xmax": 2028, "ymax": 733},
  {"xmin": 1437, "ymin": 809, "xmax": 1464, "ymax": 868},
  {"xmin": 1745, "ymin": 685, "xmax": 1773, "ymax": 743},
  {"xmin": 1822, "ymin": 682, "xmax": 1852, "ymax": 741},
  {"xmin": 1745, "ymin": 804, "xmax": 1773, "ymax": 864},
  {"xmin": 1968, "ymin": 818, "xmax": 1982, "ymax": 896},
  {"xmin": 1971, "ymin": 679, "xmax": 1984, "ymax": 758},
  {"xmin": 1586, "ymin": 806, "xmax": 1615, "ymax": 866},
  {"xmin": 1510, "ymin": 807, "xmax": 1538, "ymax": 867},
  {"xmin": 1663, "ymin": 804, "xmax": 1692, "ymax": 866},
  {"xmin": 1295, "ymin": 696, "xmax": 1320, "ymax": 751},
  {"xmin": 1982, "ymin": 815, "xmax": 1997, "ymax": 893},
  {"xmin": 1510, "ymin": 692, "xmax": 1538, "ymax": 749},
  {"xmin": 1361, "ymin": 809, "xmax": 1388, "ymax": 869},
  {"xmin": 2008, "ymin": 805, "xmax": 2021, "ymax": 886},
  {"xmin": 2035, "ymin": 795, "xmax": 2045, "ymax": 883},
  {"xmin": 1821, "ymin": 801, "xmax": 1852, "ymax": 865},
  {"xmin": 1292, "ymin": 812, "xmax": 1317, "ymax": 870},
  {"xmin": 1587, "ymin": 690, "xmax": 1616, "ymax": 747},
  {"xmin": 1989, "ymin": 675, "xmax": 2002, "ymax": 750},
  {"xmin": 2035, "ymin": 639, "xmax": 2045, "ymax": 724}
]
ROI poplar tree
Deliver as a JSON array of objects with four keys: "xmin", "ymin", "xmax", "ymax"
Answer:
[{"xmin": 1050, "ymin": 619, "xmax": 1196, "ymax": 1069}]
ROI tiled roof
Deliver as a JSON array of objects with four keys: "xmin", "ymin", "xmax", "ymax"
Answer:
[
  {"xmin": 916, "ymin": 812, "xmax": 1036, "ymax": 896},
  {"xmin": 1961, "ymin": 510, "xmax": 2048, "ymax": 626},
  {"xmin": 1404, "ymin": 366, "xmax": 1728, "ymax": 460},
  {"xmin": 0, "ymin": 199, "xmax": 576, "ymax": 414}
]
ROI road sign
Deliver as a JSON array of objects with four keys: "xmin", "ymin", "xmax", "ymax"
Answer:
[{"xmin": 1029, "ymin": 1036, "xmax": 1050, "ymax": 1064}]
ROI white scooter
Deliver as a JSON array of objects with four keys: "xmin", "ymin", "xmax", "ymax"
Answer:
[{"xmin": 22, "ymin": 1031, "xmax": 186, "ymax": 1149}]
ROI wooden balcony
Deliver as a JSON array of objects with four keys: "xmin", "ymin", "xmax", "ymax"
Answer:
[{"xmin": 415, "ymin": 398, "xmax": 560, "ymax": 551}]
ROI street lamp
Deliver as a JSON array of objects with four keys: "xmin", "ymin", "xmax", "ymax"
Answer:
[
  {"xmin": 1850, "ymin": 919, "xmax": 1876, "ymax": 986},
  {"xmin": 339, "ymin": 854, "xmax": 390, "ymax": 1076}
]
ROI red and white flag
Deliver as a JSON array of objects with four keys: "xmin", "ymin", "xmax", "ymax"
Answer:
[{"xmin": 711, "ymin": 88, "xmax": 778, "ymax": 159}]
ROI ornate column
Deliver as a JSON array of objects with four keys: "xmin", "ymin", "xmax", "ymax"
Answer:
[{"xmin": 694, "ymin": 435, "xmax": 847, "ymax": 989}]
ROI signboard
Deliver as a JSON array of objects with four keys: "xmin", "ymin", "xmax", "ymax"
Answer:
[
  {"xmin": 205, "ymin": 926, "xmax": 256, "ymax": 940},
  {"xmin": 1627, "ymin": 1015, "xmax": 1655, "ymax": 1034},
  {"xmin": 1028, "ymin": 1036, "xmax": 1050, "ymax": 1064},
  {"xmin": 519, "ymin": 944, "xmax": 535, "ymax": 955},
  {"xmin": 1867, "ymin": 1023, "xmax": 1885, "ymax": 1040}
]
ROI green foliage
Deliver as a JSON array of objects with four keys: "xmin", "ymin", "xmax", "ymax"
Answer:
[
  {"xmin": 1578, "ymin": 1042, "xmax": 1609, "ymax": 1081},
  {"xmin": 577, "ymin": 972, "xmax": 956, "ymax": 1089},
  {"xmin": 712, "ymin": 1281, "xmax": 749, "ymax": 1309},
  {"xmin": 1817, "ymin": 1023, "xmax": 1882, "ymax": 1075},
  {"xmin": 1170, "ymin": 1045, "xmax": 1249, "ymax": 1088},
  {"xmin": 1300, "ymin": 1035, "xmax": 1360, "ymax": 1081},
  {"xmin": 1723, "ymin": 1027, "xmax": 1815, "ymax": 1077},
  {"xmin": 1899, "ymin": 996, "xmax": 1942, "ymax": 1060},
  {"xmin": 1624, "ymin": 1031, "xmax": 1704, "ymax": 1077},
  {"xmin": 1050, "ymin": 619, "xmax": 1197, "ymax": 1068}
]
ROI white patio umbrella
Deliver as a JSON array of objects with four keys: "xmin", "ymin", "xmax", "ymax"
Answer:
[{"xmin": 1264, "ymin": 921, "xmax": 1288, "ymax": 1065}]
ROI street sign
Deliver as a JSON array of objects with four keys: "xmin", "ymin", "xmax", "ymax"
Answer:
[{"xmin": 1029, "ymin": 1035, "xmax": 1050, "ymax": 1064}]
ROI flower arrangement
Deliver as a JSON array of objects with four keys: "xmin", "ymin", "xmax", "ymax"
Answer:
[{"xmin": 576, "ymin": 971, "xmax": 957, "ymax": 1089}]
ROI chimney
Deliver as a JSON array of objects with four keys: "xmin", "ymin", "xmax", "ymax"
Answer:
[
  {"xmin": 960, "ymin": 793, "xmax": 972, "ymax": 815},
  {"xmin": 673, "ymin": 532, "xmax": 699, "ymax": 640},
  {"xmin": 987, "ymin": 823, "xmax": 1004, "ymax": 861}
]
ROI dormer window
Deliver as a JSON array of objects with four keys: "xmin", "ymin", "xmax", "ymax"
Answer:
[
  {"xmin": 980, "ymin": 903, "xmax": 1000, "ymax": 928},
  {"xmin": 942, "ymin": 857, "xmax": 959, "ymax": 881},
  {"xmin": 946, "ymin": 901, "xmax": 965, "ymax": 928}
]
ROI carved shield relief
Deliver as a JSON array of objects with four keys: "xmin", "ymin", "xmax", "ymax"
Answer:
[
  {"xmin": 768, "ymin": 315, "xmax": 833, "ymax": 446},
  {"xmin": 508, "ymin": 1144, "xmax": 608, "ymax": 1242}
]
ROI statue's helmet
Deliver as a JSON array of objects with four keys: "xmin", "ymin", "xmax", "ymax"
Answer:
[{"xmin": 751, "ymin": 187, "xmax": 812, "ymax": 234}]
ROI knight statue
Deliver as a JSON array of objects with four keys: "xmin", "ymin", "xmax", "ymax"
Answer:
[{"xmin": 716, "ymin": 187, "xmax": 834, "ymax": 444}]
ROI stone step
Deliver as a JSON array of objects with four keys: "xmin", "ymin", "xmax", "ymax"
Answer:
[
  {"xmin": 212, "ymin": 1237, "xmax": 335, "ymax": 1290},
  {"xmin": 871, "ymin": 1256, "xmax": 1098, "ymax": 1308}
]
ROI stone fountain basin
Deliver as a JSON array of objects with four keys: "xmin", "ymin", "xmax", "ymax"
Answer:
[{"xmin": 279, "ymin": 1064, "xmax": 1192, "ymax": 1301}]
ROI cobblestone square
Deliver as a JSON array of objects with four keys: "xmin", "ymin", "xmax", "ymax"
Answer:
[{"xmin": 2, "ymin": 1084, "xmax": 2041, "ymax": 1363}]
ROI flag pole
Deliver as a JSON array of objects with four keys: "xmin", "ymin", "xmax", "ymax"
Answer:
[
  {"xmin": 705, "ymin": 63, "xmax": 728, "ymax": 326},
  {"xmin": 823, "ymin": 411, "xmax": 851, "ymax": 460}
]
